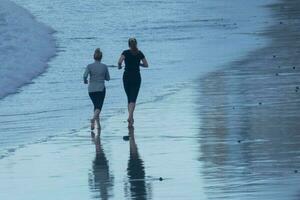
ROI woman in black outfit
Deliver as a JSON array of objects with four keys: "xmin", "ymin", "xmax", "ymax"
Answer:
[{"xmin": 118, "ymin": 38, "xmax": 148, "ymax": 127}]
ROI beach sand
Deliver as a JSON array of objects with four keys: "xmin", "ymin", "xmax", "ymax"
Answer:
[
  {"xmin": 0, "ymin": 0, "xmax": 300, "ymax": 199},
  {"xmin": 198, "ymin": 0, "xmax": 300, "ymax": 199},
  {"xmin": 0, "ymin": 86, "xmax": 206, "ymax": 200}
]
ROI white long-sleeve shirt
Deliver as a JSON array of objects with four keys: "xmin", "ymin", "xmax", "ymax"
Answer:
[{"xmin": 83, "ymin": 61, "xmax": 110, "ymax": 92}]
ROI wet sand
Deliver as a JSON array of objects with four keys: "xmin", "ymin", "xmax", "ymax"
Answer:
[
  {"xmin": 0, "ymin": 86, "xmax": 206, "ymax": 200},
  {"xmin": 0, "ymin": 0, "xmax": 300, "ymax": 199},
  {"xmin": 198, "ymin": 0, "xmax": 300, "ymax": 199}
]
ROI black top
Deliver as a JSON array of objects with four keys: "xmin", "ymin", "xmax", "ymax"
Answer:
[{"xmin": 122, "ymin": 50, "xmax": 145, "ymax": 73}]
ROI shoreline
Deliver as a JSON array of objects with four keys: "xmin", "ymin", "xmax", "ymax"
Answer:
[
  {"xmin": 0, "ymin": 0, "xmax": 56, "ymax": 99},
  {"xmin": 197, "ymin": 0, "xmax": 300, "ymax": 199},
  {"xmin": 0, "ymin": 0, "xmax": 274, "ymax": 160},
  {"xmin": 0, "ymin": 0, "xmax": 295, "ymax": 199}
]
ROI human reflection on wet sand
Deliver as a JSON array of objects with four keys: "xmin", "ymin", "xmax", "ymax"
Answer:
[
  {"xmin": 89, "ymin": 129, "xmax": 114, "ymax": 200},
  {"xmin": 124, "ymin": 127, "xmax": 151, "ymax": 200}
]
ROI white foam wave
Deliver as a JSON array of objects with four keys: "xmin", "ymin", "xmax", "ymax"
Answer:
[{"xmin": 0, "ymin": 0, "xmax": 56, "ymax": 99}]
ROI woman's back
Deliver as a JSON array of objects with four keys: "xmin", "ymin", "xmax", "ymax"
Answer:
[
  {"xmin": 84, "ymin": 61, "xmax": 110, "ymax": 92},
  {"xmin": 122, "ymin": 50, "xmax": 145, "ymax": 73},
  {"xmin": 84, "ymin": 48, "xmax": 109, "ymax": 131}
]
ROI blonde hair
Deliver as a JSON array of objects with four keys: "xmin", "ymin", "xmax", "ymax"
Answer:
[
  {"xmin": 94, "ymin": 48, "xmax": 102, "ymax": 61},
  {"xmin": 128, "ymin": 38, "xmax": 138, "ymax": 54}
]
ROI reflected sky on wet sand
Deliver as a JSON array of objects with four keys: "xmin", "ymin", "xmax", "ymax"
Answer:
[
  {"xmin": 196, "ymin": 1, "xmax": 300, "ymax": 198},
  {"xmin": 197, "ymin": 3, "xmax": 300, "ymax": 195}
]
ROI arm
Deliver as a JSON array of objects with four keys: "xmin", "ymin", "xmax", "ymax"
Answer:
[
  {"xmin": 140, "ymin": 57, "xmax": 149, "ymax": 68},
  {"xmin": 105, "ymin": 67, "xmax": 110, "ymax": 81},
  {"xmin": 118, "ymin": 55, "xmax": 125, "ymax": 70},
  {"xmin": 83, "ymin": 66, "xmax": 89, "ymax": 84}
]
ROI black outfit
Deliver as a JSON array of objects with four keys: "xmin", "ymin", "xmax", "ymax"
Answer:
[
  {"xmin": 122, "ymin": 50, "xmax": 145, "ymax": 103},
  {"xmin": 89, "ymin": 88, "xmax": 106, "ymax": 111}
]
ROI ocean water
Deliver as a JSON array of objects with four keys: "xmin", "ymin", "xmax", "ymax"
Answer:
[{"xmin": 0, "ymin": 0, "xmax": 55, "ymax": 99}]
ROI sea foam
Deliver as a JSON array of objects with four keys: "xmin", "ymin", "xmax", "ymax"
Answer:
[{"xmin": 0, "ymin": 0, "xmax": 56, "ymax": 99}]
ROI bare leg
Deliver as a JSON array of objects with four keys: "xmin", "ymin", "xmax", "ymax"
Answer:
[
  {"xmin": 96, "ymin": 118, "xmax": 101, "ymax": 130},
  {"xmin": 91, "ymin": 109, "xmax": 100, "ymax": 130},
  {"xmin": 127, "ymin": 104, "xmax": 131, "ymax": 126},
  {"xmin": 127, "ymin": 102, "xmax": 136, "ymax": 127}
]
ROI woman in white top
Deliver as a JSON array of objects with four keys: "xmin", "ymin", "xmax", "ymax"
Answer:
[{"xmin": 83, "ymin": 48, "xmax": 110, "ymax": 130}]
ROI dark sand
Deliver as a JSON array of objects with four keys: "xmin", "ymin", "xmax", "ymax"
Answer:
[{"xmin": 198, "ymin": 0, "xmax": 300, "ymax": 199}]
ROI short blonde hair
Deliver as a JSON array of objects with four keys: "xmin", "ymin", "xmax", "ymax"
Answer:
[{"xmin": 94, "ymin": 48, "xmax": 102, "ymax": 61}]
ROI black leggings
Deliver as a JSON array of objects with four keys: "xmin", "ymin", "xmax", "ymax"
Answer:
[
  {"xmin": 89, "ymin": 88, "xmax": 106, "ymax": 111},
  {"xmin": 123, "ymin": 72, "xmax": 141, "ymax": 103}
]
